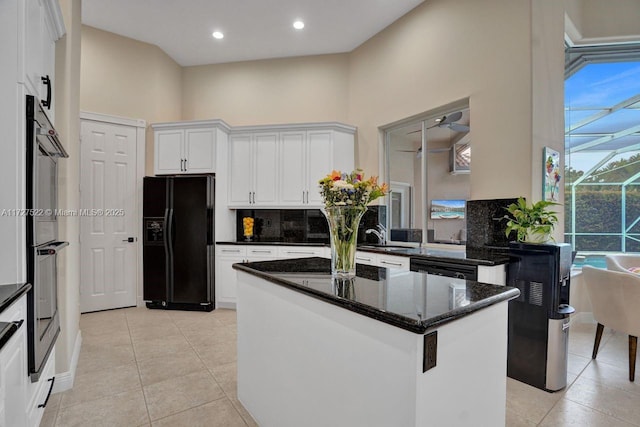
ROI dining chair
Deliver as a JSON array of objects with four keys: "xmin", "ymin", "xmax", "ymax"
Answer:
[{"xmin": 582, "ymin": 265, "xmax": 640, "ymax": 381}]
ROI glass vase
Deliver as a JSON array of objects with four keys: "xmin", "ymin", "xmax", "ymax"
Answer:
[{"xmin": 323, "ymin": 206, "xmax": 367, "ymax": 278}]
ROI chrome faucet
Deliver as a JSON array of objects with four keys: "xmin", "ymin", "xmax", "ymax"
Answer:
[{"xmin": 365, "ymin": 224, "xmax": 387, "ymax": 245}]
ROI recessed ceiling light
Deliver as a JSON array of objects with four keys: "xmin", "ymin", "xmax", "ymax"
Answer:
[
  {"xmin": 212, "ymin": 31, "xmax": 224, "ymax": 39},
  {"xmin": 293, "ymin": 20, "xmax": 305, "ymax": 30}
]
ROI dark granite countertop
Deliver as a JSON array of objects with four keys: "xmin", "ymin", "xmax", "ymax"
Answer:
[
  {"xmin": 217, "ymin": 241, "xmax": 328, "ymax": 247},
  {"xmin": 233, "ymin": 257, "xmax": 519, "ymax": 334},
  {"xmin": 0, "ymin": 283, "xmax": 31, "ymax": 314},
  {"xmin": 356, "ymin": 245, "xmax": 510, "ymax": 266}
]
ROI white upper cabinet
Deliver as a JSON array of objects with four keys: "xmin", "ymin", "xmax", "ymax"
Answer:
[
  {"xmin": 228, "ymin": 134, "xmax": 253, "ymax": 204},
  {"xmin": 23, "ymin": 0, "xmax": 64, "ymax": 121},
  {"xmin": 152, "ymin": 120, "xmax": 230, "ymax": 175},
  {"xmin": 253, "ymin": 133, "xmax": 279, "ymax": 205},
  {"xmin": 228, "ymin": 133, "xmax": 279, "ymax": 206},
  {"xmin": 279, "ymin": 131, "xmax": 306, "ymax": 204},
  {"xmin": 228, "ymin": 123, "xmax": 355, "ymax": 208},
  {"xmin": 155, "ymin": 130, "xmax": 183, "ymax": 174},
  {"xmin": 185, "ymin": 128, "xmax": 217, "ymax": 173},
  {"xmin": 305, "ymin": 131, "xmax": 333, "ymax": 206}
]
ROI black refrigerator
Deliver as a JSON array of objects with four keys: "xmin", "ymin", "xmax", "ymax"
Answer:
[{"xmin": 143, "ymin": 175, "xmax": 215, "ymax": 311}]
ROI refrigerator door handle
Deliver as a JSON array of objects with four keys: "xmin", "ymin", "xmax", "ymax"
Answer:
[
  {"xmin": 165, "ymin": 208, "xmax": 174, "ymax": 264},
  {"xmin": 206, "ymin": 207, "xmax": 213, "ymax": 245},
  {"xmin": 170, "ymin": 210, "xmax": 176, "ymax": 249}
]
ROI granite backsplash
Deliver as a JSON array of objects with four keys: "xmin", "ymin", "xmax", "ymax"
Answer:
[
  {"xmin": 235, "ymin": 206, "xmax": 386, "ymax": 244},
  {"xmin": 465, "ymin": 198, "xmax": 518, "ymax": 252}
]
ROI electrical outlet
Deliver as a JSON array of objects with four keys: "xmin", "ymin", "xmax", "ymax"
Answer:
[{"xmin": 423, "ymin": 331, "xmax": 437, "ymax": 372}]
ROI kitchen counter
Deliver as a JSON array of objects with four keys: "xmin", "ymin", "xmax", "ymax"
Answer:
[
  {"xmin": 233, "ymin": 257, "xmax": 518, "ymax": 333},
  {"xmin": 0, "ymin": 283, "xmax": 31, "ymax": 314},
  {"xmin": 234, "ymin": 257, "xmax": 519, "ymax": 427},
  {"xmin": 357, "ymin": 245, "xmax": 510, "ymax": 266},
  {"xmin": 216, "ymin": 241, "xmax": 327, "ymax": 247},
  {"xmin": 217, "ymin": 241, "xmax": 510, "ymax": 266}
]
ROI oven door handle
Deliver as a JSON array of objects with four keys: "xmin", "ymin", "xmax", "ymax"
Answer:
[{"xmin": 37, "ymin": 241, "xmax": 69, "ymax": 255}]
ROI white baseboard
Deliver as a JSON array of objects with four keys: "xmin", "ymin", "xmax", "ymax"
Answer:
[
  {"xmin": 52, "ymin": 330, "xmax": 82, "ymax": 393},
  {"xmin": 137, "ymin": 296, "xmax": 146, "ymax": 307}
]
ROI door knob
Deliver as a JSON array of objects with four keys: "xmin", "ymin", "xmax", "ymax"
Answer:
[{"xmin": 122, "ymin": 237, "xmax": 136, "ymax": 243}]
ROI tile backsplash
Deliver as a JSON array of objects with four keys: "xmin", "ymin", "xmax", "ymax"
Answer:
[{"xmin": 235, "ymin": 206, "xmax": 386, "ymax": 244}]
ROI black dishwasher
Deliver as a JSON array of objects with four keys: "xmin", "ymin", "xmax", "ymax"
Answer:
[{"xmin": 410, "ymin": 258, "xmax": 477, "ymax": 280}]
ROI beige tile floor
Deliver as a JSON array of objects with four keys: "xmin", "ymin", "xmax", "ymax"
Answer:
[{"xmin": 41, "ymin": 308, "xmax": 640, "ymax": 426}]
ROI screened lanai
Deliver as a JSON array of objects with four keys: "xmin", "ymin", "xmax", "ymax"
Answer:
[{"xmin": 565, "ymin": 46, "xmax": 640, "ymax": 253}]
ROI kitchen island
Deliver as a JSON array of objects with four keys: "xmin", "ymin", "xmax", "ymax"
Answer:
[{"xmin": 233, "ymin": 258, "xmax": 519, "ymax": 427}]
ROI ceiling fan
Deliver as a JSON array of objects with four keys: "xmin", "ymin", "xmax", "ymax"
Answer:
[
  {"xmin": 407, "ymin": 111, "xmax": 470, "ymax": 134},
  {"xmin": 395, "ymin": 146, "xmax": 450, "ymax": 157},
  {"xmin": 430, "ymin": 111, "xmax": 470, "ymax": 132}
]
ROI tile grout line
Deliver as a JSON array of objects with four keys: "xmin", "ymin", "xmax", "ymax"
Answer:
[
  {"xmin": 176, "ymin": 312, "xmax": 252, "ymax": 426},
  {"xmin": 567, "ymin": 370, "xmax": 640, "ymax": 426},
  {"xmin": 535, "ymin": 356, "xmax": 595, "ymax": 426},
  {"xmin": 168, "ymin": 311, "xmax": 251, "ymax": 426},
  {"xmin": 126, "ymin": 309, "xmax": 154, "ymax": 427},
  {"xmin": 561, "ymin": 396, "xmax": 640, "ymax": 427}
]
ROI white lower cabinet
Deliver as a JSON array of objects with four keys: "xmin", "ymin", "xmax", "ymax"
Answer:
[
  {"xmin": 377, "ymin": 254, "xmax": 410, "ymax": 271},
  {"xmin": 277, "ymin": 246, "xmax": 325, "ymax": 259},
  {"xmin": 355, "ymin": 251, "xmax": 378, "ymax": 266},
  {"xmin": 246, "ymin": 247, "xmax": 278, "ymax": 261},
  {"xmin": 478, "ymin": 265, "xmax": 507, "ymax": 285},
  {"xmin": 0, "ymin": 295, "xmax": 28, "ymax": 427},
  {"xmin": 26, "ymin": 347, "xmax": 55, "ymax": 427},
  {"xmin": 355, "ymin": 251, "xmax": 410, "ymax": 271},
  {"xmin": 216, "ymin": 245, "xmax": 329, "ymax": 308},
  {"xmin": 216, "ymin": 246, "xmax": 246, "ymax": 309},
  {"xmin": 0, "ymin": 292, "xmax": 56, "ymax": 427}
]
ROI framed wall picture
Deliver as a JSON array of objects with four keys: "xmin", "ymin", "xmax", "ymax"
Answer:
[{"xmin": 543, "ymin": 147, "xmax": 561, "ymax": 202}]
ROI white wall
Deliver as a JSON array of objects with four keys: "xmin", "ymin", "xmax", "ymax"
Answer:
[
  {"xmin": 55, "ymin": 0, "xmax": 81, "ymax": 378},
  {"xmin": 565, "ymin": 0, "xmax": 640, "ymax": 45},
  {"xmin": 531, "ymin": 0, "xmax": 566, "ymax": 241},
  {"xmin": 181, "ymin": 54, "xmax": 349, "ymax": 125},
  {"xmin": 80, "ymin": 25, "xmax": 182, "ymax": 175},
  {"xmin": 348, "ymin": 0, "xmax": 536, "ymax": 201}
]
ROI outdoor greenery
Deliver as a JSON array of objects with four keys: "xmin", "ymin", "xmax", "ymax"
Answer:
[{"xmin": 564, "ymin": 154, "xmax": 640, "ymax": 252}]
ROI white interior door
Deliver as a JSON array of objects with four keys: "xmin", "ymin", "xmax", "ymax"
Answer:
[{"xmin": 80, "ymin": 120, "xmax": 138, "ymax": 312}]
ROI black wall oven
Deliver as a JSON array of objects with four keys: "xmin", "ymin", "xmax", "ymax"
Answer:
[{"xmin": 26, "ymin": 95, "xmax": 68, "ymax": 381}]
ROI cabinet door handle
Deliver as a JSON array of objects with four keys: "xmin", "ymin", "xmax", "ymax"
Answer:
[
  {"xmin": 251, "ymin": 250, "xmax": 272, "ymax": 254},
  {"xmin": 252, "ymin": 192, "xmax": 256, "ymax": 204},
  {"xmin": 286, "ymin": 251, "xmax": 315, "ymax": 255},
  {"xmin": 356, "ymin": 257, "xmax": 372, "ymax": 262},
  {"xmin": 380, "ymin": 260, "xmax": 403, "ymax": 267},
  {"xmin": 38, "ymin": 377, "xmax": 56, "ymax": 408},
  {"xmin": 221, "ymin": 249, "xmax": 241, "ymax": 253},
  {"xmin": 184, "ymin": 158, "xmax": 187, "ymax": 171},
  {"xmin": 41, "ymin": 75, "xmax": 52, "ymax": 110}
]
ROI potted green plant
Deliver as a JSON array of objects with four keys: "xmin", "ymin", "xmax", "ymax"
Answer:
[{"xmin": 504, "ymin": 197, "xmax": 559, "ymax": 243}]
